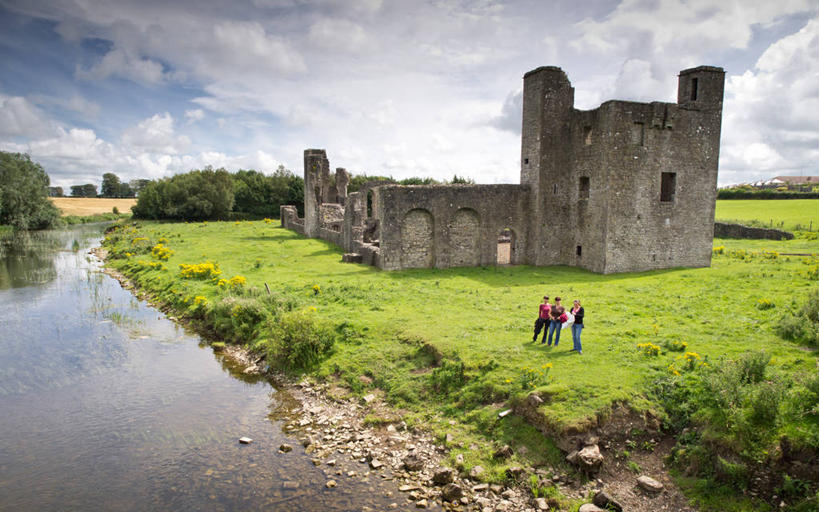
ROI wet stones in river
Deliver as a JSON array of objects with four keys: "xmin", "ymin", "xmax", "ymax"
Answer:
[{"xmin": 279, "ymin": 443, "xmax": 293, "ymax": 453}]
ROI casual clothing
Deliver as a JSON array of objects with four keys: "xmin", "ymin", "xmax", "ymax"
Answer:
[
  {"xmin": 547, "ymin": 305, "xmax": 565, "ymax": 346},
  {"xmin": 571, "ymin": 306, "xmax": 584, "ymax": 352},
  {"xmin": 533, "ymin": 303, "xmax": 551, "ymax": 342}
]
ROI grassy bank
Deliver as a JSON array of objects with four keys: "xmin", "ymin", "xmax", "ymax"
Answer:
[
  {"xmin": 715, "ymin": 198, "xmax": 819, "ymax": 231},
  {"xmin": 102, "ymin": 218, "xmax": 818, "ymax": 510}
]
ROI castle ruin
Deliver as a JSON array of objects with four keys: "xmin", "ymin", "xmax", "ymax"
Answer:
[{"xmin": 281, "ymin": 65, "xmax": 725, "ymax": 274}]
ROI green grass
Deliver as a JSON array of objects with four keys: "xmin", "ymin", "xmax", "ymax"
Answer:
[
  {"xmin": 102, "ymin": 215, "xmax": 818, "ymax": 503},
  {"xmin": 716, "ymin": 199, "xmax": 819, "ymax": 231}
]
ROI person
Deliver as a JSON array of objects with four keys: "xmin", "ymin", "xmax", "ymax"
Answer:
[
  {"xmin": 532, "ymin": 296, "xmax": 551, "ymax": 343},
  {"xmin": 547, "ymin": 296, "xmax": 566, "ymax": 346},
  {"xmin": 570, "ymin": 299, "xmax": 584, "ymax": 354}
]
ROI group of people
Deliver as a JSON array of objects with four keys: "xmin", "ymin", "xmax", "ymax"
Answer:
[{"xmin": 532, "ymin": 296, "xmax": 585, "ymax": 354}]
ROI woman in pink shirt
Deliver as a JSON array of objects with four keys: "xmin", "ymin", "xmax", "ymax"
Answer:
[{"xmin": 532, "ymin": 296, "xmax": 551, "ymax": 343}]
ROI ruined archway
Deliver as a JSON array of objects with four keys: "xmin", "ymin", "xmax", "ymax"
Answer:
[
  {"xmin": 497, "ymin": 228, "xmax": 516, "ymax": 265},
  {"xmin": 449, "ymin": 208, "xmax": 480, "ymax": 267},
  {"xmin": 401, "ymin": 209, "xmax": 434, "ymax": 268}
]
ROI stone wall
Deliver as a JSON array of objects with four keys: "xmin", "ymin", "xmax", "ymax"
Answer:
[
  {"xmin": 714, "ymin": 222, "xmax": 794, "ymax": 241},
  {"xmin": 376, "ymin": 185, "xmax": 530, "ymax": 270}
]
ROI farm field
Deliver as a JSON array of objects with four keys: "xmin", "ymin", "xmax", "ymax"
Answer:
[
  {"xmin": 50, "ymin": 197, "xmax": 136, "ymax": 216},
  {"xmin": 103, "ymin": 211, "xmax": 818, "ymax": 510},
  {"xmin": 715, "ymin": 198, "xmax": 819, "ymax": 231}
]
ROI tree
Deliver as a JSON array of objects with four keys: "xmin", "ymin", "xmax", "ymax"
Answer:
[
  {"xmin": 48, "ymin": 186, "xmax": 64, "ymax": 197},
  {"xmin": 129, "ymin": 179, "xmax": 151, "ymax": 196},
  {"xmin": 70, "ymin": 184, "xmax": 98, "ymax": 197},
  {"xmin": 132, "ymin": 167, "xmax": 234, "ymax": 221},
  {"xmin": 118, "ymin": 182, "xmax": 134, "ymax": 198},
  {"xmin": 0, "ymin": 152, "xmax": 60, "ymax": 230},
  {"xmin": 101, "ymin": 173, "xmax": 121, "ymax": 198}
]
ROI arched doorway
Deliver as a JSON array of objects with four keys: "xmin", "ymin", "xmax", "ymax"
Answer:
[
  {"xmin": 449, "ymin": 208, "xmax": 480, "ymax": 267},
  {"xmin": 401, "ymin": 209, "xmax": 434, "ymax": 268},
  {"xmin": 497, "ymin": 228, "xmax": 516, "ymax": 265}
]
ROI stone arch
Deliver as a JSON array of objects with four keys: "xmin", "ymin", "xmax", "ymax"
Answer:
[
  {"xmin": 449, "ymin": 208, "xmax": 480, "ymax": 267},
  {"xmin": 401, "ymin": 209, "xmax": 434, "ymax": 268},
  {"xmin": 497, "ymin": 227, "xmax": 517, "ymax": 265}
]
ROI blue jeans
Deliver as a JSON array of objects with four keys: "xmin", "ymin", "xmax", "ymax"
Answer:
[
  {"xmin": 547, "ymin": 320, "xmax": 561, "ymax": 346},
  {"xmin": 571, "ymin": 323, "xmax": 583, "ymax": 352}
]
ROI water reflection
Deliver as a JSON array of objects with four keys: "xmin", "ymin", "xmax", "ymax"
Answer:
[{"xmin": 0, "ymin": 225, "xmax": 398, "ymax": 511}]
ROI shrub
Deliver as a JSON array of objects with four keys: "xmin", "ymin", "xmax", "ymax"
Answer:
[
  {"xmin": 430, "ymin": 359, "xmax": 468, "ymax": 395},
  {"xmin": 514, "ymin": 363, "xmax": 552, "ymax": 390},
  {"xmin": 663, "ymin": 339, "xmax": 688, "ymax": 352},
  {"xmin": 178, "ymin": 261, "xmax": 221, "ymax": 279},
  {"xmin": 0, "ymin": 152, "xmax": 60, "ymax": 230},
  {"xmin": 151, "ymin": 243, "xmax": 173, "ymax": 261},
  {"xmin": 265, "ymin": 309, "xmax": 336, "ymax": 369},
  {"xmin": 755, "ymin": 298, "xmax": 775, "ymax": 310},
  {"xmin": 637, "ymin": 342, "xmax": 661, "ymax": 356},
  {"xmin": 132, "ymin": 167, "xmax": 235, "ymax": 221},
  {"xmin": 779, "ymin": 288, "xmax": 819, "ymax": 347}
]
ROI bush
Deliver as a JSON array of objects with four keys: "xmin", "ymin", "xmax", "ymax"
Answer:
[
  {"xmin": 132, "ymin": 167, "xmax": 235, "ymax": 221},
  {"xmin": 779, "ymin": 288, "xmax": 819, "ymax": 346},
  {"xmin": 265, "ymin": 309, "xmax": 336, "ymax": 369},
  {"xmin": 430, "ymin": 358, "xmax": 468, "ymax": 396},
  {"xmin": 0, "ymin": 152, "xmax": 60, "ymax": 230}
]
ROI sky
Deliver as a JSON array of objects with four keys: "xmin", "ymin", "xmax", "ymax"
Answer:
[{"xmin": 0, "ymin": 0, "xmax": 817, "ymax": 190}]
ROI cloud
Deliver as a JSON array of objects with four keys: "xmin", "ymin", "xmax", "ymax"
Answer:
[
  {"xmin": 308, "ymin": 18, "xmax": 372, "ymax": 53},
  {"xmin": 76, "ymin": 47, "xmax": 168, "ymax": 85},
  {"xmin": 121, "ymin": 113, "xmax": 190, "ymax": 155},
  {"xmin": 185, "ymin": 108, "xmax": 205, "ymax": 123},
  {"xmin": 720, "ymin": 18, "xmax": 819, "ymax": 183},
  {"xmin": 0, "ymin": 94, "xmax": 57, "ymax": 138},
  {"xmin": 490, "ymin": 88, "xmax": 522, "ymax": 134}
]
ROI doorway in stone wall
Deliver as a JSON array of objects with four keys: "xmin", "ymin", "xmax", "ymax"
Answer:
[{"xmin": 497, "ymin": 228, "xmax": 516, "ymax": 265}]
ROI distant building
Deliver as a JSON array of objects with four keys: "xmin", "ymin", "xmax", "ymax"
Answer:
[
  {"xmin": 745, "ymin": 176, "xmax": 819, "ymax": 188},
  {"xmin": 283, "ymin": 65, "xmax": 726, "ymax": 274}
]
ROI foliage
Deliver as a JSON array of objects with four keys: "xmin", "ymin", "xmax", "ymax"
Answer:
[
  {"xmin": 101, "ymin": 173, "xmax": 122, "ymax": 198},
  {"xmin": 779, "ymin": 287, "xmax": 819, "ymax": 346},
  {"xmin": 663, "ymin": 339, "xmax": 688, "ymax": 352},
  {"xmin": 151, "ymin": 243, "xmax": 173, "ymax": 261},
  {"xmin": 132, "ymin": 167, "xmax": 235, "ymax": 221},
  {"xmin": 717, "ymin": 187, "xmax": 819, "ymax": 200},
  {"xmin": 178, "ymin": 261, "xmax": 221, "ymax": 279},
  {"xmin": 70, "ymin": 184, "xmax": 98, "ymax": 197},
  {"xmin": 637, "ymin": 342, "xmax": 661, "ymax": 356},
  {"xmin": 264, "ymin": 308, "xmax": 337, "ymax": 370},
  {"xmin": 0, "ymin": 152, "xmax": 60, "ymax": 230},
  {"xmin": 232, "ymin": 166, "xmax": 304, "ymax": 218},
  {"xmin": 430, "ymin": 359, "xmax": 468, "ymax": 396},
  {"xmin": 514, "ymin": 363, "xmax": 552, "ymax": 390}
]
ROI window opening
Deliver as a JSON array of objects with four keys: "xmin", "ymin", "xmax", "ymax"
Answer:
[
  {"xmin": 576, "ymin": 245, "xmax": 582, "ymax": 257},
  {"xmin": 660, "ymin": 172, "xmax": 676, "ymax": 203},
  {"xmin": 524, "ymin": 157, "xmax": 529, "ymax": 165},
  {"xmin": 583, "ymin": 126, "xmax": 592, "ymax": 145},
  {"xmin": 579, "ymin": 177, "xmax": 590, "ymax": 199},
  {"xmin": 366, "ymin": 190, "xmax": 374, "ymax": 218},
  {"xmin": 631, "ymin": 122, "xmax": 645, "ymax": 146},
  {"xmin": 690, "ymin": 77, "xmax": 699, "ymax": 101},
  {"xmin": 553, "ymin": 183, "xmax": 558, "ymax": 195},
  {"xmin": 497, "ymin": 228, "xmax": 514, "ymax": 265}
]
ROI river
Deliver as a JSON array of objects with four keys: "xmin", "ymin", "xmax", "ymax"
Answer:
[{"xmin": 0, "ymin": 224, "xmax": 399, "ymax": 511}]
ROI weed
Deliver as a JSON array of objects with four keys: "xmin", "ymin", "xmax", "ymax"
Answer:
[
  {"xmin": 637, "ymin": 342, "xmax": 661, "ymax": 356},
  {"xmin": 627, "ymin": 460, "xmax": 641, "ymax": 473}
]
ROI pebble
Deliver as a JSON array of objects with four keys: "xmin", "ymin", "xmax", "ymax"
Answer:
[
  {"xmin": 238, "ymin": 437, "xmax": 253, "ymax": 444},
  {"xmin": 326, "ymin": 480, "xmax": 337, "ymax": 488}
]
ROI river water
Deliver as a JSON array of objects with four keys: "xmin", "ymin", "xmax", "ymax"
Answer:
[{"xmin": 0, "ymin": 225, "xmax": 396, "ymax": 511}]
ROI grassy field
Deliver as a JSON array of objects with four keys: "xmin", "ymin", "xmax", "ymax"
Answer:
[
  {"xmin": 102, "ymin": 214, "xmax": 818, "ymax": 510},
  {"xmin": 50, "ymin": 197, "xmax": 136, "ymax": 216},
  {"xmin": 715, "ymin": 198, "xmax": 819, "ymax": 231}
]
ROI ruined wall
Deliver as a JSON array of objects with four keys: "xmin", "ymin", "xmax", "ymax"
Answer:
[
  {"xmin": 375, "ymin": 185, "xmax": 530, "ymax": 270},
  {"xmin": 714, "ymin": 222, "xmax": 794, "ymax": 241}
]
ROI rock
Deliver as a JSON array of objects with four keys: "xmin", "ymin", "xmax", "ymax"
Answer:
[
  {"xmin": 326, "ymin": 480, "xmax": 337, "ymax": 488},
  {"xmin": 506, "ymin": 466, "xmax": 525, "ymax": 480},
  {"xmin": 501, "ymin": 489, "xmax": 515, "ymax": 499},
  {"xmin": 476, "ymin": 497, "xmax": 492, "ymax": 507},
  {"xmin": 432, "ymin": 467, "xmax": 454, "ymax": 485},
  {"xmin": 472, "ymin": 483, "xmax": 489, "ymax": 492},
  {"xmin": 528, "ymin": 393, "xmax": 544, "ymax": 407},
  {"xmin": 469, "ymin": 466, "xmax": 485, "ymax": 479},
  {"xmin": 358, "ymin": 375, "xmax": 373, "ymax": 385},
  {"xmin": 279, "ymin": 443, "xmax": 293, "ymax": 453},
  {"xmin": 637, "ymin": 475, "xmax": 664, "ymax": 493},
  {"xmin": 442, "ymin": 483, "xmax": 464, "ymax": 501},
  {"xmin": 455, "ymin": 453, "xmax": 464, "ymax": 466},
  {"xmin": 404, "ymin": 454, "xmax": 424, "ymax": 472},
  {"xmin": 498, "ymin": 409, "xmax": 513, "ymax": 418},
  {"xmin": 579, "ymin": 504, "xmax": 605, "ymax": 512},
  {"xmin": 369, "ymin": 459, "xmax": 383, "ymax": 469},
  {"xmin": 593, "ymin": 490, "xmax": 623, "ymax": 512},
  {"xmin": 534, "ymin": 497, "xmax": 548, "ymax": 510},
  {"xmin": 446, "ymin": 433, "xmax": 455, "ymax": 444},
  {"xmin": 568, "ymin": 444, "xmax": 604, "ymax": 473},
  {"xmin": 238, "ymin": 437, "xmax": 253, "ymax": 444},
  {"xmin": 494, "ymin": 445, "xmax": 513, "ymax": 459},
  {"xmin": 282, "ymin": 481, "xmax": 299, "ymax": 489},
  {"xmin": 362, "ymin": 393, "xmax": 376, "ymax": 403},
  {"xmin": 583, "ymin": 435, "xmax": 600, "ymax": 447},
  {"xmin": 399, "ymin": 485, "xmax": 419, "ymax": 492},
  {"xmin": 415, "ymin": 499, "xmax": 428, "ymax": 508},
  {"xmin": 327, "ymin": 459, "xmax": 336, "ymax": 466}
]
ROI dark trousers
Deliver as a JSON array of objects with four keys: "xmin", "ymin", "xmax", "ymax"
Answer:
[{"xmin": 533, "ymin": 317, "xmax": 548, "ymax": 342}]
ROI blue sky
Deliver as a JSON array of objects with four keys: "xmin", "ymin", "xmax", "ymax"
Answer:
[{"xmin": 1, "ymin": 0, "xmax": 817, "ymax": 189}]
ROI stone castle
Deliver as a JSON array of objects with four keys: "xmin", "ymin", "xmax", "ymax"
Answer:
[{"xmin": 281, "ymin": 65, "xmax": 725, "ymax": 274}]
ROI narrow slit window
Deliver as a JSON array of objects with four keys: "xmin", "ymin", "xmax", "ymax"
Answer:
[
  {"xmin": 576, "ymin": 245, "xmax": 582, "ymax": 257},
  {"xmin": 631, "ymin": 122, "xmax": 644, "ymax": 146},
  {"xmin": 553, "ymin": 183, "xmax": 558, "ymax": 195},
  {"xmin": 660, "ymin": 172, "xmax": 676, "ymax": 203},
  {"xmin": 579, "ymin": 176, "xmax": 590, "ymax": 199},
  {"xmin": 524, "ymin": 157, "xmax": 529, "ymax": 165},
  {"xmin": 583, "ymin": 126, "xmax": 592, "ymax": 145},
  {"xmin": 690, "ymin": 77, "xmax": 699, "ymax": 101}
]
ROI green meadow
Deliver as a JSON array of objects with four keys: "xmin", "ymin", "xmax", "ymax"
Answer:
[
  {"xmin": 715, "ymin": 198, "xmax": 819, "ymax": 231},
  {"xmin": 102, "ymin": 204, "xmax": 819, "ymax": 510}
]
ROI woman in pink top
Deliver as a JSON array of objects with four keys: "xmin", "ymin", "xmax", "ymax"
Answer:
[{"xmin": 532, "ymin": 296, "xmax": 551, "ymax": 343}]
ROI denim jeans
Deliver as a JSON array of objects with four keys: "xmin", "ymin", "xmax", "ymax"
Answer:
[
  {"xmin": 533, "ymin": 317, "xmax": 548, "ymax": 342},
  {"xmin": 547, "ymin": 320, "xmax": 562, "ymax": 346},
  {"xmin": 571, "ymin": 323, "xmax": 583, "ymax": 352}
]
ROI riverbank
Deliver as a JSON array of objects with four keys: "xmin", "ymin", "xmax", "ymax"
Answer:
[{"xmin": 99, "ymin": 219, "xmax": 819, "ymax": 511}]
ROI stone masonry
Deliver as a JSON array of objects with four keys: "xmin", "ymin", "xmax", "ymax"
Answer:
[{"xmin": 281, "ymin": 65, "xmax": 725, "ymax": 274}]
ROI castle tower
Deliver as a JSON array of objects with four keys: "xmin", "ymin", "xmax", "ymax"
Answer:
[
  {"xmin": 520, "ymin": 66, "xmax": 575, "ymax": 265},
  {"xmin": 304, "ymin": 149, "xmax": 329, "ymax": 237}
]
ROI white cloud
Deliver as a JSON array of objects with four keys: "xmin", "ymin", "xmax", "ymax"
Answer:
[
  {"xmin": 0, "ymin": 94, "xmax": 58, "ymax": 138},
  {"xmin": 121, "ymin": 113, "xmax": 190, "ymax": 155},
  {"xmin": 76, "ymin": 48, "xmax": 168, "ymax": 85},
  {"xmin": 308, "ymin": 18, "xmax": 371, "ymax": 53},
  {"xmin": 185, "ymin": 108, "xmax": 205, "ymax": 123}
]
